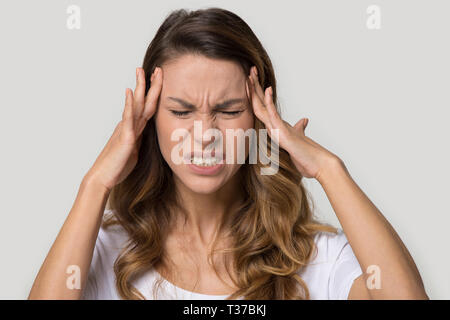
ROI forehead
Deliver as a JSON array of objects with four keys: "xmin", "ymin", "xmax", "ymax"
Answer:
[{"xmin": 160, "ymin": 54, "xmax": 246, "ymax": 99}]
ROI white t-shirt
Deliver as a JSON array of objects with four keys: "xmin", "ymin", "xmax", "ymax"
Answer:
[{"xmin": 81, "ymin": 210, "xmax": 363, "ymax": 300}]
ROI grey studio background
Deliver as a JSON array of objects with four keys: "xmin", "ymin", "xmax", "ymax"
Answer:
[{"xmin": 0, "ymin": 0, "xmax": 448, "ymax": 299}]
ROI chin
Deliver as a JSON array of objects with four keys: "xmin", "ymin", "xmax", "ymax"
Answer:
[
  {"xmin": 169, "ymin": 161, "xmax": 242, "ymax": 195},
  {"xmin": 178, "ymin": 174, "xmax": 226, "ymax": 194}
]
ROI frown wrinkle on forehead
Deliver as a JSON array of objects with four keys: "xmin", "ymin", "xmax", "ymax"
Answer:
[
  {"xmin": 167, "ymin": 97, "xmax": 247, "ymax": 110},
  {"xmin": 161, "ymin": 54, "xmax": 247, "ymax": 110}
]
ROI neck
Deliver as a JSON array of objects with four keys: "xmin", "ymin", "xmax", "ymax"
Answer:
[{"xmin": 173, "ymin": 172, "xmax": 244, "ymax": 247}]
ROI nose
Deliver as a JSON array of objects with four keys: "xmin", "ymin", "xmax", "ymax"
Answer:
[{"xmin": 191, "ymin": 114, "xmax": 221, "ymax": 151}]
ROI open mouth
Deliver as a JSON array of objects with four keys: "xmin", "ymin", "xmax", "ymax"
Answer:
[
  {"xmin": 185, "ymin": 151, "xmax": 226, "ymax": 175},
  {"xmin": 190, "ymin": 156, "xmax": 222, "ymax": 167},
  {"xmin": 184, "ymin": 150, "xmax": 225, "ymax": 166}
]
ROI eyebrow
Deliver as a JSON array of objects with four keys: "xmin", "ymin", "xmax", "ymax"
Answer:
[{"xmin": 167, "ymin": 97, "xmax": 246, "ymax": 110}]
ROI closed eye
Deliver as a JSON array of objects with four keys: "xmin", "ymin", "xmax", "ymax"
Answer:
[
  {"xmin": 170, "ymin": 110, "xmax": 244, "ymax": 117},
  {"xmin": 171, "ymin": 110, "xmax": 191, "ymax": 117},
  {"xmin": 219, "ymin": 111, "xmax": 244, "ymax": 116}
]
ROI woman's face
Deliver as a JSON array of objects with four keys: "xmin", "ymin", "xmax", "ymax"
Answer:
[{"xmin": 154, "ymin": 54, "xmax": 254, "ymax": 194}]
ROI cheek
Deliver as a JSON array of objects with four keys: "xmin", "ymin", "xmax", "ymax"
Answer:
[
  {"xmin": 238, "ymin": 110, "xmax": 255, "ymax": 130},
  {"xmin": 221, "ymin": 115, "xmax": 255, "ymax": 164},
  {"xmin": 222, "ymin": 112, "xmax": 254, "ymax": 130}
]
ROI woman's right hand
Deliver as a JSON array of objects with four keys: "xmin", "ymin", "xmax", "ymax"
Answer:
[{"xmin": 84, "ymin": 66, "xmax": 163, "ymax": 192}]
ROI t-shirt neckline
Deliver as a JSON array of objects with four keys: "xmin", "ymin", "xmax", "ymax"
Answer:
[{"xmin": 152, "ymin": 268, "xmax": 231, "ymax": 298}]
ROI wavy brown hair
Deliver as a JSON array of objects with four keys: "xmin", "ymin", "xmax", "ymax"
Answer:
[{"xmin": 103, "ymin": 7, "xmax": 337, "ymax": 300}]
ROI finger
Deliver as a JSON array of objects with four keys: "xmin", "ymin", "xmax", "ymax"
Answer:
[
  {"xmin": 248, "ymin": 74, "xmax": 271, "ymax": 126},
  {"xmin": 133, "ymin": 67, "xmax": 146, "ymax": 117},
  {"xmin": 250, "ymin": 66, "xmax": 266, "ymax": 103},
  {"xmin": 264, "ymin": 86, "xmax": 281, "ymax": 122},
  {"xmin": 143, "ymin": 67, "xmax": 163, "ymax": 121},
  {"xmin": 123, "ymin": 88, "xmax": 134, "ymax": 133},
  {"xmin": 251, "ymin": 66, "xmax": 281, "ymax": 129}
]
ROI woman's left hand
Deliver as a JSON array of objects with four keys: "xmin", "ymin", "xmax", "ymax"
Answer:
[{"xmin": 247, "ymin": 65, "xmax": 342, "ymax": 180}]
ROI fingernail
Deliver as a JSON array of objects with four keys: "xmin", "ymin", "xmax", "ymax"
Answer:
[
  {"xmin": 253, "ymin": 66, "xmax": 258, "ymax": 76},
  {"xmin": 269, "ymin": 86, "xmax": 273, "ymax": 95}
]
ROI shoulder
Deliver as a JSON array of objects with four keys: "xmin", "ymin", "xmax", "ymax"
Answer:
[
  {"xmin": 298, "ymin": 228, "xmax": 363, "ymax": 299},
  {"xmin": 94, "ymin": 209, "xmax": 131, "ymax": 261},
  {"xmin": 309, "ymin": 228, "xmax": 351, "ymax": 264},
  {"xmin": 81, "ymin": 208, "xmax": 130, "ymax": 300}
]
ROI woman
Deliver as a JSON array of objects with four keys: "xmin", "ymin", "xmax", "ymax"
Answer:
[{"xmin": 28, "ymin": 7, "xmax": 428, "ymax": 300}]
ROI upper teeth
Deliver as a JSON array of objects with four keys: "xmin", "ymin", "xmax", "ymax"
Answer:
[{"xmin": 191, "ymin": 156, "xmax": 218, "ymax": 166}]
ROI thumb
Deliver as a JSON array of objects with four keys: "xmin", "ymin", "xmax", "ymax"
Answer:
[{"xmin": 294, "ymin": 118, "xmax": 309, "ymax": 133}]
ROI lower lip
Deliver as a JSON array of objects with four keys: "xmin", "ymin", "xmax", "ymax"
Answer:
[{"xmin": 188, "ymin": 162, "xmax": 225, "ymax": 175}]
